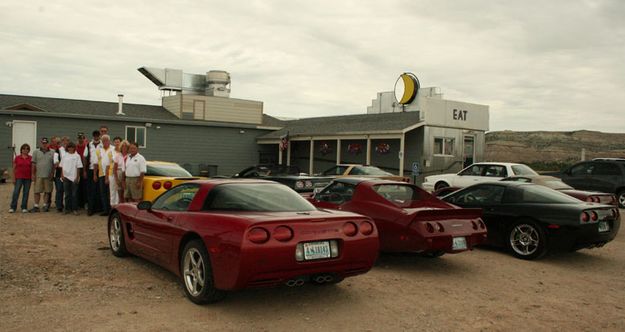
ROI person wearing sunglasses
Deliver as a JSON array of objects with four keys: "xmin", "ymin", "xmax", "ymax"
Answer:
[{"xmin": 9, "ymin": 144, "xmax": 32, "ymax": 213}]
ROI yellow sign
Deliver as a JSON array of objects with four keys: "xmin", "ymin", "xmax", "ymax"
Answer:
[{"xmin": 394, "ymin": 73, "xmax": 420, "ymax": 105}]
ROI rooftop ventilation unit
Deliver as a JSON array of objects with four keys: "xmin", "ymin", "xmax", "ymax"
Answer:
[{"xmin": 138, "ymin": 67, "xmax": 231, "ymax": 97}]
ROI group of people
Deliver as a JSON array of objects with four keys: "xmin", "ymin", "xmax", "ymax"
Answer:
[{"xmin": 9, "ymin": 125, "xmax": 147, "ymax": 216}]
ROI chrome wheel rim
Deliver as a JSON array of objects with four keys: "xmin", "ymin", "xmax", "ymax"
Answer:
[
  {"xmin": 183, "ymin": 248, "xmax": 205, "ymax": 297},
  {"xmin": 109, "ymin": 216, "xmax": 122, "ymax": 252},
  {"xmin": 510, "ymin": 224, "xmax": 539, "ymax": 256}
]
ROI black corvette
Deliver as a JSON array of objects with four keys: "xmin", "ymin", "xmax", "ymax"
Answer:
[
  {"xmin": 442, "ymin": 182, "xmax": 620, "ymax": 260},
  {"xmin": 232, "ymin": 165, "xmax": 332, "ymax": 193}
]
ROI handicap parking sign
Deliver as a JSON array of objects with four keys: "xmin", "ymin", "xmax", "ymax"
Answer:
[{"xmin": 411, "ymin": 162, "xmax": 420, "ymax": 176}]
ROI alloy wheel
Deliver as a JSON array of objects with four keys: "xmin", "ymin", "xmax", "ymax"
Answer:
[
  {"xmin": 109, "ymin": 216, "xmax": 122, "ymax": 252},
  {"xmin": 509, "ymin": 224, "xmax": 540, "ymax": 256},
  {"xmin": 183, "ymin": 248, "xmax": 205, "ymax": 296}
]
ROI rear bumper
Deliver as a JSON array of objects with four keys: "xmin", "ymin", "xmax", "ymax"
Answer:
[
  {"xmin": 547, "ymin": 219, "xmax": 620, "ymax": 252},
  {"xmin": 216, "ymin": 237, "xmax": 379, "ymax": 290},
  {"xmin": 421, "ymin": 231, "xmax": 488, "ymax": 253}
]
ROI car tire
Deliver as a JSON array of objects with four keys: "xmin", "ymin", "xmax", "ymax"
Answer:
[
  {"xmin": 434, "ymin": 182, "xmax": 449, "ymax": 191},
  {"xmin": 108, "ymin": 212, "xmax": 128, "ymax": 257},
  {"xmin": 617, "ymin": 189, "xmax": 625, "ymax": 209},
  {"xmin": 419, "ymin": 251, "xmax": 445, "ymax": 258},
  {"xmin": 180, "ymin": 240, "xmax": 226, "ymax": 304},
  {"xmin": 507, "ymin": 220, "xmax": 548, "ymax": 260}
]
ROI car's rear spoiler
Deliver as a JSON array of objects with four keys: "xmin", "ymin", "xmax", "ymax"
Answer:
[{"xmin": 407, "ymin": 208, "xmax": 483, "ymax": 223}]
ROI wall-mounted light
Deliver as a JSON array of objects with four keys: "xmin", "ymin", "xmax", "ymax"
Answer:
[
  {"xmin": 156, "ymin": 126, "xmax": 161, "ymax": 129},
  {"xmin": 145, "ymin": 122, "xmax": 153, "ymax": 128},
  {"xmin": 239, "ymin": 130, "xmax": 245, "ymax": 134},
  {"xmin": 5, "ymin": 121, "xmax": 12, "ymax": 128}
]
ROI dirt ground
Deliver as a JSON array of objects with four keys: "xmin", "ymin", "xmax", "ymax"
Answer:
[{"xmin": 1, "ymin": 183, "xmax": 624, "ymax": 332}]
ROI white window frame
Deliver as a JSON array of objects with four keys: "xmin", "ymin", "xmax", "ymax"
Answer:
[
  {"xmin": 433, "ymin": 137, "xmax": 455, "ymax": 157},
  {"xmin": 125, "ymin": 125, "xmax": 147, "ymax": 148}
]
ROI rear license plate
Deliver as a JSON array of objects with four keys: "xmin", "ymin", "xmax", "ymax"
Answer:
[
  {"xmin": 452, "ymin": 237, "xmax": 467, "ymax": 250},
  {"xmin": 598, "ymin": 221, "xmax": 610, "ymax": 233},
  {"xmin": 303, "ymin": 241, "xmax": 331, "ymax": 260}
]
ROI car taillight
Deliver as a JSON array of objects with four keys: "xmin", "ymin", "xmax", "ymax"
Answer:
[
  {"xmin": 273, "ymin": 226, "xmax": 294, "ymax": 242},
  {"xmin": 591, "ymin": 211, "xmax": 598, "ymax": 221},
  {"xmin": 471, "ymin": 220, "xmax": 478, "ymax": 230},
  {"xmin": 580, "ymin": 212, "xmax": 589, "ymax": 223},
  {"xmin": 426, "ymin": 222, "xmax": 435, "ymax": 233},
  {"xmin": 163, "ymin": 181, "xmax": 173, "ymax": 189},
  {"xmin": 305, "ymin": 180, "xmax": 313, "ymax": 188},
  {"xmin": 436, "ymin": 222, "xmax": 445, "ymax": 232},
  {"xmin": 295, "ymin": 181, "xmax": 304, "ymax": 189},
  {"xmin": 247, "ymin": 227, "xmax": 270, "ymax": 244},
  {"xmin": 586, "ymin": 197, "xmax": 594, "ymax": 202},
  {"xmin": 360, "ymin": 221, "xmax": 374, "ymax": 235},
  {"xmin": 478, "ymin": 220, "xmax": 486, "ymax": 229},
  {"xmin": 611, "ymin": 209, "xmax": 618, "ymax": 218},
  {"xmin": 343, "ymin": 222, "xmax": 358, "ymax": 236},
  {"xmin": 152, "ymin": 181, "xmax": 161, "ymax": 190}
]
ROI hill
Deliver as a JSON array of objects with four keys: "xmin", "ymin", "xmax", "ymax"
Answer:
[{"xmin": 485, "ymin": 130, "xmax": 625, "ymax": 171}]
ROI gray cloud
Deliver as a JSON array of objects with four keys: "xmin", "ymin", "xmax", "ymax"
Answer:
[{"xmin": 0, "ymin": 0, "xmax": 623, "ymax": 132}]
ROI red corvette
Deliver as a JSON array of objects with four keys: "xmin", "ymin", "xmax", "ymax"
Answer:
[
  {"xmin": 107, "ymin": 179, "xmax": 379, "ymax": 304},
  {"xmin": 309, "ymin": 178, "xmax": 487, "ymax": 256}
]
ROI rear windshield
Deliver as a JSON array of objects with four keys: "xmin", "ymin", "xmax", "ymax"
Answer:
[
  {"xmin": 203, "ymin": 183, "xmax": 316, "ymax": 212},
  {"xmin": 372, "ymin": 184, "xmax": 423, "ymax": 207},
  {"xmin": 504, "ymin": 185, "xmax": 580, "ymax": 204},
  {"xmin": 146, "ymin": 164, "xmax": 192, "ymax": 177},
  {"xmin": 350, "ymin": 166, "xmax": 393, "ymax": 176},
  {"xmin": 540, "ymin": 179, "xmax": 573, "ymax": 190},
  {"xmin": 510, "ymin": 165, "xmax": 538, "ymax": 176}
]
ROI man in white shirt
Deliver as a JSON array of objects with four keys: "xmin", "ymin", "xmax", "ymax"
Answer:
[
  {"xmin": 94, "ymin": 135, "xmax": 114, "ymax": 216},
  {"xmin": 60, "ymin": 142, "xmax": 83, "ymax": 215},
  {"xmin": 123, "ymin": 142, "xmax": 147, "ymax": 202},
  {"xmin": 84, "ymin": 131, "xmax": 102, "ymax": 216},
  {"xmin": 103, "ymin": 137, "xmax": 121, "ymax": 205}
]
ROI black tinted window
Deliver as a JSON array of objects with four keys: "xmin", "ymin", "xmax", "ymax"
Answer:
[
  {"xmin": 591, "ymin": 163, "xmax": 622, "ymax": 176},
  {"xmin": 570, "ymin": 163, "xmax": 592, "ymax": 176},
  {"xmin": 484, "ymin": 165, "xmax": 507, "ymax": 177},
  {"xmin": 203, "ymin": 183, "xmax": 315, "ymax": 212},
  {"xmin": 322, "ymin": 166, "xmax": 349, "ymax": 176}
]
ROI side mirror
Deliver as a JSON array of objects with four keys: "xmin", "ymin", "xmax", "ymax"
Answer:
[{"xmin": 137, "ymin": 201, "xmax": 152, "ymax": 210}]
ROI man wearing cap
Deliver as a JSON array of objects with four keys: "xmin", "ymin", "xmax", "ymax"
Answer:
[{"xmin": 30, "ymin": 137, "xmax": 55, "ymax": 212}]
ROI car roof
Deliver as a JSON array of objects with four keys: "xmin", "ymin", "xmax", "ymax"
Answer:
[
  {"xmin": 469, "ymin": 162, "xmax": 527, "ymax": 167},
  {"xmin": 189, "ymin": 179, "xmax": 281, "ymax": 185},
  {"xmin": 333, "ymin": 177, "xmax": 407, "ymax": 185}
]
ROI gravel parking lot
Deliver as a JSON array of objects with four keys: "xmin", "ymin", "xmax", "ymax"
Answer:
[{"xmin": 1, "ymin": 184, "xmax": 624, "ymax": 331}]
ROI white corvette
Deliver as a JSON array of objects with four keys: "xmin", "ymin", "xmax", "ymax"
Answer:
[{"xmin": 422, "ymin": 162, "xmax": 538, "ymax": 192}]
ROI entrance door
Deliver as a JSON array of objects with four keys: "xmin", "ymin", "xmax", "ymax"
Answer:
[
  {"xmin": 463, "ymin": 136, "xmax": 475, "ymax": 168},
  {"xmin": 11, "ymin": 120, "xmax": 37, "ymax": 156}
]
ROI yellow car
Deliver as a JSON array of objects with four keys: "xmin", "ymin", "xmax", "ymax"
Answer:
[
  {"xmin": 320, "ymin": 164, "xmax": 411, "ymax": 183},
  {"xmin": 143, "ymin": 161, "xmax": 201, "ymax": 201}
]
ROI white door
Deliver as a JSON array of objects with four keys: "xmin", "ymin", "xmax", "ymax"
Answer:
[{"xmin": 11, "ymin": 120, "xmax": 37, "ymax": 156}]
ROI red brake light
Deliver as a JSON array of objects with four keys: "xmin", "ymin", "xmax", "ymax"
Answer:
[
  {"xmin": 581, "ymin": 212, "xmax": 589, "ymax": 223},
  {"xmin": 152, "ymin": 181, "xmax": 161, "ymax": 190},
  {"xmin": 163, "ymin": 181, "xmax": 173, "ymax": 189},
  {"xmin": 272, "ymin": 226, "xmax": 294, "ymax": 242},
  {"xmin": 471, "ymin": 220, "xmax": 478, "ymax": 230},
  {"xmin": 612, "ymin": 209, "xmax": 619, "ymax": 218},
  {"xmin": 591, "ymin": 211, "xmax": 598, "ymax": 221},
  {"xmin": 360, "ymin": 221, "xmax": 374, "ymax": 235},
  {"xmin": 478, "ymin": 220, "xmax": 486, "ymax": 229},
  {"xmin": 426, "ymin": 222, "xmax": 435, "ymax": 233},
  {"xmin": 586, "ymin": 197, "xmax": 593, "ymax": 202},
  {"xmin": 247, "ymin": 227, "xmax": 270, "ymax": 244},
  {"xmin": 436, "ymin": 222, "xmax": 445, "ymax": 232},
  {"xmin": 343, "ymin": 222, "xmax": 358, "ymax": 236}
]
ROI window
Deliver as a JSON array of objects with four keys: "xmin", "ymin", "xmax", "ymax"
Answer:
[
  {"xmin": 503, "ymin": 185, "xmax": 580, "ymax": 204},
  {"xmin": 125, "ymin": 126, "xmax": 147, "ymax": 148},
  {"xmin": 484, "ymin": 165, "xmax": 507, "ymax": 177},
  {"xmin": 570, "ymin": 163, "xmax": 592, "ymax": 176},
  {"xmin": 152, "ymin": 184, "xmax": 200, "ymax": 211},
  {"xmin": 322, "ymin": 165, "xmax": 349, "ymax": 176},
  {"xmin": 316, "ymin": 182, "xmax": 356, "ymax": 205},
  {"xmin": 434, "ymin": 137, "xmax": 455, "ymax": 156},
  {"xmin": 459, "ymin": 164, "xmax": 484, "ymax": 176},
  {"xmin": 349, "ymin": 166, "xmax": 392, "ymax": 176},
  {"xmin": 510, "ymin": 164, "xmax": 538, "ymax": 176},
  {"xmin": 372, "ymin": 184, "xmax": 424, "ymax": 207},
  {"xmin": 450, "ymin": 185, "xmax": 505, "ymax": 205},
  {"xmin": 591, "ymin": 163, "xmax": 622, "ymax": 176},
  {"xmin": 203, "ymin": 183, "xmax": 316, "ymax": 212}
]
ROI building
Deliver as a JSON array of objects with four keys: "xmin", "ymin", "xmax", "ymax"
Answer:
[{"xmin": 1, "ymin": 70, "xmax": 489, "ymax": 183}]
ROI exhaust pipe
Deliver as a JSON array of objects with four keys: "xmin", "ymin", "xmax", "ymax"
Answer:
[
  {"xmin": 313, "ymin": 274, "xmax": 334, "ymax": 284},
  {"xmin": 286, "ymin": 278, "xmax": 305, "ymax": 287}
]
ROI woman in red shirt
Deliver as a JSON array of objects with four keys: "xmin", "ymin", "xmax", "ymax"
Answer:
[{"xmin": 9, "ymin": 144, "xmax": 33, "ymax": 213}]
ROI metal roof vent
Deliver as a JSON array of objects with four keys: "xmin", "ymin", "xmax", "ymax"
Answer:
[{"xmin": 117, "ymin": 94, "xmax": 126, "ymax": 115}]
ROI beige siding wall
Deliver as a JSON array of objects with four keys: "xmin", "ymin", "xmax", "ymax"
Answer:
[
  {"xmin": 181, "ymin": 95, "xmax": 262, "ymax": 124},
  {"xmin": 162, "ymin": 95, "xmax": 182, "ymax": 118}
]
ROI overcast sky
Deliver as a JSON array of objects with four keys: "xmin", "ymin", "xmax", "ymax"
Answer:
[{"xmin": 1, "ymin": 0, "xmax": 623, "ymax": 132}]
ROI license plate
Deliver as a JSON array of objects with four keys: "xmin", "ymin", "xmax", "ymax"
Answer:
[
  {"xmin": 598, "ymin": 221, "xmax": 610, "ymax": 233},
  {"xmin": 303, "ymin": 241, "xmax": 331, "ymax": 260},
  {"xmin": 452, "ymin": 237, "xmax": 467, "ymax": 250}
]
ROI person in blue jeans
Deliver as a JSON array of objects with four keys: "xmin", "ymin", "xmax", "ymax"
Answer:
[
  {"xmin": 52, "ymin": 138, "xmax": 64, "ymax": 213},
  {"xmin": 9, "ymin": 144, "xmax": 32, "ymax": 213}
]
